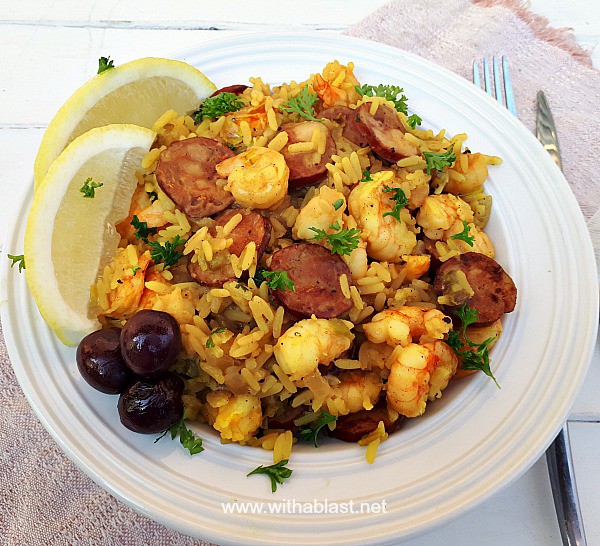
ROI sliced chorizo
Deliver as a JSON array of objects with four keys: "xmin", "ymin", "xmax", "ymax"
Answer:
[
  {"xmin": 433, "ymin": 252, "xmax": 517, "ymax": 324},
  {"xmin": 268, "ymin": 242, "xmax": 352, "ymax": 318},
  {"xmin": 188, "ymin": 208, "xmax": 271, "ymax": 287},
  {"xmin": 329, "ymin": 400, "xmax": 404, "ymax": 443},
  {"xmin": 155, "ymin": 137, "xmax": 234, "ymax": 220},
  {"xmin": 209, "ymin": 84, "xmax": 248, "ymax": 98},
  {"xmin": 355, "ymin": 103, "xmax": 418, "ymax": 162},
  {"xmin": 320, "ymin": 105, "xmax": 367, "ymax": 147},
  {"xmin": 280, "ymin": 121, "xmax": 336, "ymax": 188}
]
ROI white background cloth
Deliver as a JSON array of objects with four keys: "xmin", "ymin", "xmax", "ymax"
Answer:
[{"xmin": 1, "ymin": 1, "xmax": 599, "ymax": 545}]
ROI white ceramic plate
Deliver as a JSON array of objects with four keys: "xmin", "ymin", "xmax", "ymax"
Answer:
[{"xmin": 2, "ymin": 33, "xmax": 597, "ymax": 545}]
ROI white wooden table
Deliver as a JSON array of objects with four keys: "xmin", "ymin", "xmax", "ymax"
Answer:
[{"xmin": 1, "ymin": 1, "xmax": 599, "ymax": 544}]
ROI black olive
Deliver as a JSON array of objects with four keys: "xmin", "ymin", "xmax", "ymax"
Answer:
[
  {"xmin": 118, "ymin": 372, "xmax": 184, "ymax": 434},
  {"xmin": 76, "ymin": 328, "xmax": 133, "ymax": 394},
  {"xmin": 120, "ymin": 310, "xmax": 182, "ymax": 376}
]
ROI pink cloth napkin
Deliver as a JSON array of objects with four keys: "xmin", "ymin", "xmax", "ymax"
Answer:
[{"xmin": 2, "ymin": 1, "xmax": 598, "ymax": 544}]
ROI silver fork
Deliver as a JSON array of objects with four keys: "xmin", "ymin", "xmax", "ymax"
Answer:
[{"xmin": 472, "ymin": 56, "xmax": 587, "ymax": 546}]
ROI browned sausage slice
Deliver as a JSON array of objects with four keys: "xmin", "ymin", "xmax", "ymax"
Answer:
[
  {"xmin": 280, "ymin": 121, "xmax": 336, "ymax": 188},
  {"xmin": 355, "ymin": 103, "xmax": 418, "ymax": 162},
  {"xmin": 209, "ymin": 84, "xmax": 249, "ymax": 98},
  {"xmin": 329, "ymin": 400, "xmax": 404, "ymax": 443},
  {"xmin": 268, "ymin": 242, "xmax": 352, "ymax": 318},
  {"xmin": 320, "ymin": 105, "xmax": 368, "ymax": 147},
  {"xmin": 155, "ymin": 137, "xmax": 234, "ymax": 220},
  {"xmin": 188, "ymin": 208, "xmax": 271, "ymax": 287},
  {"xmin": 433, "ymin": 252, "xmax": 517, "ymax": 324}
]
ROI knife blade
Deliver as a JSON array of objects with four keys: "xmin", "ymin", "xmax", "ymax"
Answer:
[
  {"xmin": 536, "ymin": 90, "xmax": 563, "ymax": 170},
  {"xmin": 536, "ymin": 90, "xmax": 587, "ymax": 546}
]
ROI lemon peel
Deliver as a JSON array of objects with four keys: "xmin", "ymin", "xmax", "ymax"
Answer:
[
  {"xmin": 34, "ymin": 57, "xmax": 216, "ymax": 189},
  {"xmin": 25, "ymin": 124, "xmax": 156, "ymax": 346}
]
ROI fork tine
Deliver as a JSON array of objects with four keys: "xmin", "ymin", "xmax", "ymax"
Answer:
[
  {"xmin": 482, "ymin": 58, "xmax": 493, "ymax": 97},
  {"xmin": 493, "ymin": 56, "xmax": 504, "ymax": 106},
  {"xmin": 472, "ymin": 60, "xmax": 481, "ymax": 89},
  {"xmin": 502, "ymin": 56, "xmax": 518, "ymax": 116}
]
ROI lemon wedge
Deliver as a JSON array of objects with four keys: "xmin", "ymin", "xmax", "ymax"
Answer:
[
  {"xmin": 34, "ymin": 57, "xmax": 216, "ymax": 189},
  {"xmin": 25, "ymin": 124, "xmax": 156, "ymax": 346}
]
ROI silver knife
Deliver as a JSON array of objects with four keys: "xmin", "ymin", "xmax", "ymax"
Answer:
[{"xmin": 536, "ymin": 90, "xmax": 587, "ymax": 546}]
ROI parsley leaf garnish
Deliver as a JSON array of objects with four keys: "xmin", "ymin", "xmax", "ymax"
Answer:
[
  {"xmin": 80, "ymin": 177, "xmax": 103, "ymax": 198},
  {"xmin": 131, "ymin": 215, "xmax": 158, "ymax": 242},
  {"xmin": 7, "ymin": 254, "xmax": 25, "ymax": 272},
  {"xmin": 280, "ymin": 86, "xmax": 321, "ymax": 122},
  {"xmin": 147, "ymin": 235, "xmax": 186, "ymax": 268},
  {"xmin": 382, "ymin": 186, "xmax": 409, "ymax": 221},
  {"xmin": 361, "ymin": 170, "xmax": 373, "ymax": 182},
  {"xmin": 247, "ymin": 459, "xmax": 293, "ymax": 492},
  {"xmin": 205, "ymin": 327, "xmax": 228, "ymax": 349},
  {"xmin": 332, "ymin": 198, "xmax": 344, "ymax": 211},
  {"xmin": 131, "ymin": 266, "xmax": 141, "ymax": 276},
  {"xmin": 155, "ymin": 416, "xmax": 204, "ymax": 455},
  {"xmin": 355, "ymin": 84, "xmax": 408, "ymax": 113},
  {"xmin": 298, "ymin": 411, "xmax": 337, "ymax": 447},
  {"xmin": 423, "ymin": 149, "xmax": 456, "ymax": 174},
  {"xmin": 447, "ymin": 303, "xmax": 500, "ymax": 388},
  {"xmin": 97, "ymin": 56, "xmax": 115, "ymax": 74},
  {"xmin": 309, "ymin": 221, "xmax": 361, "ymax": 256},
  {"xmin": 194, "ymin": 92, "xmax": 244, "ymax": 122},
  {"xmin": 450, "ymin": 220, "xmax": 475, "ymax": 246},
  {"xmin": 263, "ymin": 270, "xmax": 295, "ymax": 292},
  {"xmin": 406, "ymin": 113, "xmax": 422, "ymax": 129},
  {"xmin": 253, "ymin": 266, "xmax": 268, "ymax": 287}
]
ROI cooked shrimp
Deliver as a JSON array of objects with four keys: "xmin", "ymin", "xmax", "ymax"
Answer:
[
  {"xmin": 292, "ymin": 186, "xmax": 345, "ymax": 242},
  {"xmin": 386, "ymin": 340, "xmax": 457, "ymax": 418},
  {"xmin": 363, "ymin": 306, "xmax": 452, "ymax": 348},
  {"xmin": 328, "ymin": 371, "xmax": 383, "ymax": 415},
  {"xmin": 446, "ymin": 152, "xmax": 490, "ymax": 195},
  {"xmin": 216, "ymin": 147, "xmax": 289, "ymax": 209},
  {"xmin": 416, "ymin": 194, "xmax": 474, "ymax": 241},
  {"xmin": 101, "ymin": 248, "xmax": 152, "ymax": 320},
  {"xmin": 274, "ymin": 317, "xmax": 354, "ymax": 381},
  {"xmin": 116, "ymin": 185, "xmax": 169, "ymax": 244},
  {"xmin": 313, "ymin": 61, "xmax": 361, "ymax": 107},
  {"xmin": 348, "ymin": 171, "xmax": 417, "ymax": 262},
  {"xmin": 207, "ymin": 392, "xmax": 262, "ymax": 442}
]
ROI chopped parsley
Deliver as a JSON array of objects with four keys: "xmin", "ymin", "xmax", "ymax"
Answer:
[
  {"xmin": 155, "ymin": 416, "xmax": 204, "ymax": 455},
  {"xmin": 382, "ymin": 186, "xmax": 409, "ymax": 221},
  {"xmin": 332, "ymin": 198, "xmax": 345, "ymax": 211},
  {"xmin": 194, "ymin": 92, "xmax": 244, "ymax": 122},
  {"xmin": 360, "ymin": 170, "xmax": 373, "ymax": 182},
  {"xmin": 205, "ymin": 327, "xmax": 228, "ymax": 349},
  {"xmin": 79, "ymin": 177, "xmax": 103, "ymax": 198},
  {"xmin": 355, "ymin": 84, "xmax": 422, "ymax": 129},
  {"xmin": 147, "ymin": 235, "xmax": 186, "ymax": 268},
  {"xmin": 252, "ymin": 266, "xmax": 268, "ymax": 287},
  {"xmin": 446, "ymin": 303, "xmax": 500, "ymax": 388},
  {"xmin": 355, "ymin": 84, "xmax": 408, "ymax": 113},
  {"xmin": 131, "ymin": 266, "xmax": 141, "ymax": 276},
  {"xmin": 97, "ymin": 56, "xmax": 115, "ymax": 74},
  {"xmin": 131, "ymin": 215, "xmax": 158, "ymax": 242},
  {"xmin": 263, "ymin": 270, "xmax": 295, "ymax": 292},
  {"xmin": 247, "ymin": 459, "xmax": 293, "ymax": 492},
  {"xmin": 406, "ymin": 113, "xmax": 422, "ymax": 129},
  {"xmin": 423, "ymin": 149, "xmax": 456, "ymax": 174},
  {"xmin": 450, "ymin": 220, "xmax": 475, "ymax": 246},
  {"xmin": 309, "ymin": 221, "xmax": 361, "ymax": 256},
  {"xmin": 298, "ymin": 411, "xmax": 337, "ymax": 447},
  {"xmin": 7, "ymin": 254, "xmax": 25, "ymax": 272},
  {"xmin": 280, "ymin": 86, "xmax": 321, "ymax": 122}
]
